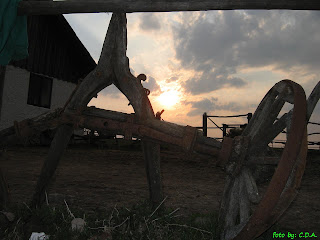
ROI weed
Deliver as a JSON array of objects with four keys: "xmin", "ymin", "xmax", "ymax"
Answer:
[{"xmin": 1, "ymin": 200, "xmax": 281, "ymax": 239}]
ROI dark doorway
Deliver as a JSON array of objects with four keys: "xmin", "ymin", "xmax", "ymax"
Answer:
[{"xmin": 27, "ymin": 72, "xmax": 52, "ymax": 108}]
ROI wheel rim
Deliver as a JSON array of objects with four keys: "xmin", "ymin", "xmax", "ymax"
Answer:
[{"xmin": 219, "ymin": 80, "xmax": 308, "ymax": 240}]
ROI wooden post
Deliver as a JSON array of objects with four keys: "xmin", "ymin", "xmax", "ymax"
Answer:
[
  {"xmin": 141, "ymin": 141, "xmax": 163, "ymax": 205},
  {"xmin": 110, "ymin": 13, "xmax": 164, "ymax": 206},
  {"xmin": 223, "ymin": 124, "xmax": 228, "ymax": 137},
  {"xmin": 203, "ymin": 112, "xmax": 207, "ymax": 137},
  {"xmin": 0, "ymin": 66, "xmax": 6, "ymax": 121},
  {"xmin": 30, "ymin": 13, "xmax": 117, "ymax": 207},
  {"xmin": 31, "ymin": 124, "xmax": 73, "ymax": 207},
  {"xmin": 31, "ymin": 13, "xmax": 164, "ymax": 207},
  {"xmin": 247, "ymin": 112, "xmax": 252, "ymax": 123},
  {"xmin": 0, "ymin": 166, "xmax": 9, "ymax": 210}
]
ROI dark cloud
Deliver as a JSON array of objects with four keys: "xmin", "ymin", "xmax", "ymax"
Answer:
[
  {"xmin": 185, "ymin": 97, "xmax": 242, "ymax": 117},
  {"xmin": 173, "ymin": 10, "xmax": 320, "ymax": 94},
  {"xmin": 139, "ymin": 13, "xmax": 161, "ymax": 31},
  {"xmin": 237, "ymin": 11, "xmax": 320, "ymax": 70},
  {"xmin": 183, "ymin": 71, "xmax": 246, "ymax": 94},
  {"xmin": 142, "ymin": 76, "xmax": 162, "ymax": 95}
]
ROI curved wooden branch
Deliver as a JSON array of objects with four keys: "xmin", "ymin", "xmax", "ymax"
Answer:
[
  {"xmin": 30, "ymin": 14, "xmax": 122, "ymax": 207},
  {"xmin": 30, "ymin": 13, "xmax": 167, "ymax": 207},
  {"xmin": 111, "ymin": 13, "xmax": 164, "ymax": 205},
  {"xmin": 66, "ymin": 15, "xmax": 119, "ymax": 110}
]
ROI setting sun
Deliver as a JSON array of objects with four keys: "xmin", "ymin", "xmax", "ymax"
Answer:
[{"xmin": 157, "ymin": 90, "xmax": 181, "ymax": 108}]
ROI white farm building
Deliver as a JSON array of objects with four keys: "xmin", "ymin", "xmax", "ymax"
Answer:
[{"xmin": 0, "ymin": 15, "xmax": 96, "ymax": 132}]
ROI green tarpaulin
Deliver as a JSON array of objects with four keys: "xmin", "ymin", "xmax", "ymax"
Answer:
[{"xmin": 0, "ymin": 0, "xmax": 28, "ymax": 66}]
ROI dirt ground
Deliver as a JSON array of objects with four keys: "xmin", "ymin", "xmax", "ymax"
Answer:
[{"xmin": 1, "ymin": 144, "xmax": 319, "ymax": 237}]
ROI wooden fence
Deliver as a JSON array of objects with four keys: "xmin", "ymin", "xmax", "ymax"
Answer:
[
  {"xmin": 201, "ymin": 112, "xmax": 252, "ymax": 137},
  {"xmin": 200, "ymin": 112, "xmax": 319, "ymax": 149}
]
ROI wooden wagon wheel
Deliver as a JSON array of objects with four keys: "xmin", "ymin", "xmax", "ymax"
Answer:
[{"xmin": 219, "ymin": 80, "xmax": 308, "ymax": 240}]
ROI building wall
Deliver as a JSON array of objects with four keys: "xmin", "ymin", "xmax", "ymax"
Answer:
[{"xmin": 0, "ymin": 65, "xmax": 76, "ymax": 130}]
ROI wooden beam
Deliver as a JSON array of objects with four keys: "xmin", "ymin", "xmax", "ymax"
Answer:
[
  {"xmin": 30, "ymin": 12, "xmax": 117, "ymax": 207},
  {"xmin": 0, "ymin": 107, "xmax": 222, "ymax": 157},
  {"xmin": 18, "ymin": 0, "xmax": 320, "ymax": 16},
  {"xmin": 0, "ymin": 66, "xmax": 6, "ymax": 121},
  {"xmin": 31, "ymin": 124, "xmax": 74, "ymax": 207},
  {"xmin": 0, "ymin": 165, "xmax": 10, "ymax": 210},
  {"xmin": 110, "ymin": 13, "xmax": 165, "ymax": 206}
]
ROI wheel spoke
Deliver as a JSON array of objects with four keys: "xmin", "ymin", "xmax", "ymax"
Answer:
[
  {"xmin": 239, "ymin": 171, "xmax": 250, "ymax": 223},
  {"xmin": 246, "ymin": 81, "xmax": 294, "ymax": 152},
  {"xmin": 219, "ymin": 176, "xmax": 232, "ymax": 230},
  {"xmin": 246, "ymin": 156, "xmax": 279, "ymax": 165},
  {"xmin": 306, "ymin": 81, "xmax": 320, "ymax": 120},
  {"xmin": 234, "ymin": 80, "xmax": 307, "ymax": 240},
  {"xmin": 221, "ymin": 170, "xmax": 253, "ymax": 240},
  {"xmin": 242, "ymin": 88, "xmax": 278, "ymax": 139},
  {"xmin": 254, "ymin": 81, "xmax": 319, "ymax": 149},
  {"xmin": 259, "ymin": 111, "xmax": 291, "ymax": 150},
  {"xmin": 242, "ymin": 167, "xmax": 260, "ymax": 204},
  {"xmin": 225, "ymin": 177, "xmax": 240, "ymax": 229},
  {"xmin": 250, "ymin": 95, "xmax": 285, "ymax": 148},
  {"xmin": 219, "ymin": 80, "xmax": 310, "ymax": 240}
]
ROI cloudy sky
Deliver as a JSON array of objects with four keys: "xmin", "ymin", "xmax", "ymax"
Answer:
[{"xmin": 64, "ymin": 10, "xmax": 320, "ymax": 147}]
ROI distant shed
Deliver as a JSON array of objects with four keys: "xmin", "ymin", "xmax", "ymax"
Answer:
[{"xmin": 0, "ymin": 15, "xmax": 96, "ymax": 130}]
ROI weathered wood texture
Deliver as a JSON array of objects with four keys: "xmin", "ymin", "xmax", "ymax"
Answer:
[
  {"xmin": 142, "ymin": 141, "xmax": 162, "ymax": 204},
  {"xmin": 218, "ymin": 138, "xmax": 252, "ymax": 240},
  {"xmin": 219, "ymin": 168, "xmax": 256, "ymax": 240},
  {"xmin": 0, "ymin": 66, "xmax": 5, "ymax": 121},
  {"xmin": 110, "ymin": 13, "xmax": 164, "ymax": 205},
  {"xmin": 259, "ymin": 80, "xmax": 319, "ymax": 149},
  {"xmin": 267, "ymin": 129, "xmax": 308, "ymax": 233},
  {"xmin": 30, "ymin": 13, "xmax": 117, "ymax": 207},
  {"xmin": 219, "ymin": 80, "xmax": 309, "ymax": 240},
  {"xmin": 0, "ymin": 166, "xmax": 9, "ymax": 210},
  {"xmin": 81, "ymin": 109, "xmax": 221, "ymax": 156},
  {"xmin": 242, "ymin": 81, "xmax": 288, "ymax": 154},
  {"xmin": 30, "ymin": 13, "xmax": 166, "ymax": 207},
  {"xmin": 233, "ymin": 81, "xmax": 307, "ymax": 240},
  {"xmin": 31, "ymin": 125, "xmax": 74, "ymax": 206},
  {"xmin": 307, "ymin": 81, "xmax": 320, "ymax": 120},
  {"xmin": 242, "ymin": 167, "xmax": 259, "ymax": 204},
  {"xmin": 18, "ymin": 0, "xmax": 320, "ymax": 15},
  {"xmin": 0, "ymin": 107, "xmax": 222, "ymax": 158}
]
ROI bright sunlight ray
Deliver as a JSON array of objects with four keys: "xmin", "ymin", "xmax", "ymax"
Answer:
[{"xmin": 157, "ymin": 89, "xmax": 181, "ymax": 109}]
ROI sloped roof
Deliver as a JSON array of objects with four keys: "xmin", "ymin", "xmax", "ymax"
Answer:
[{"xmin": 10, "ymin": 15, "xmax": 97, "ymax": 83}]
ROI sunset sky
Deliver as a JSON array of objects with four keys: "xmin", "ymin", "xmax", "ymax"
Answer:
[{"xmin": 64, "ymin": 11, "xmax": 320, "ymax": 147}]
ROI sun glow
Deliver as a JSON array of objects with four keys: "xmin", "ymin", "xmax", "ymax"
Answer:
[{"xmin": 157, "ymin": 89, "xmax": 181, "ymax": 109}]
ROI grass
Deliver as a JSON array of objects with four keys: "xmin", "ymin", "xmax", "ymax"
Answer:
[
  {"xmin": 1, "ymin": 200, "xmax": 221, "ymax": 240},
  {"xmin": 0, "ymin": 199, "xmax": 291, "ymax": 240}
]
